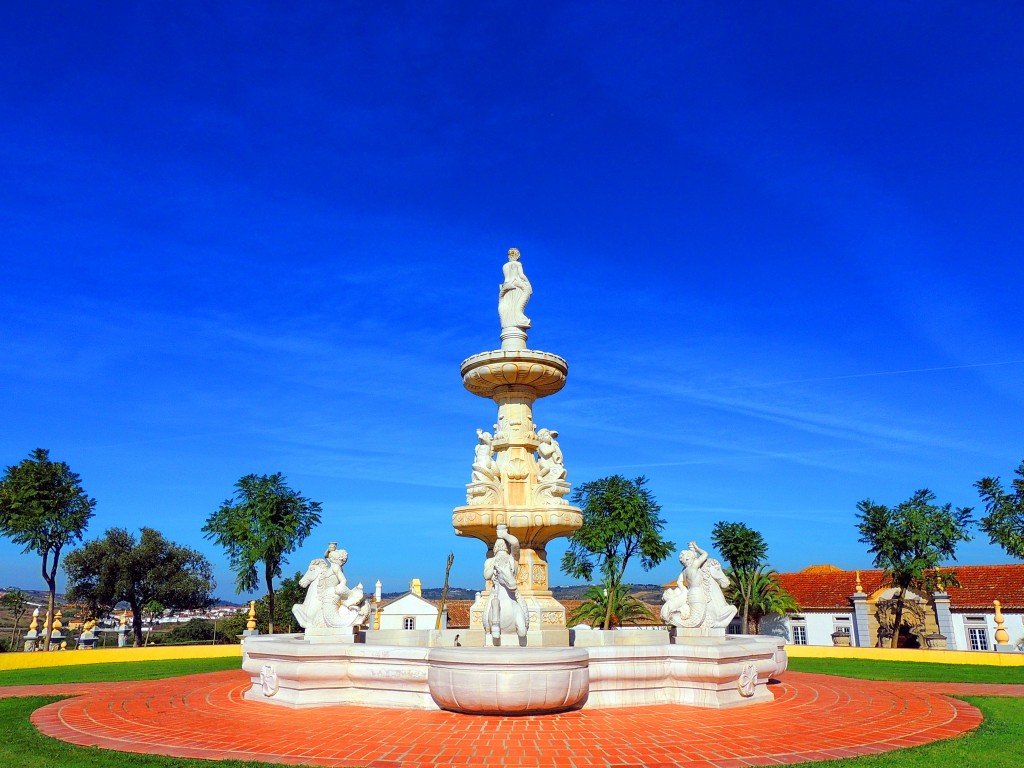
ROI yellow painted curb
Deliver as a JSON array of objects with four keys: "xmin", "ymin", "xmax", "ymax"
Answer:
[
  {"xmin": 0, "ymin": 643, "xmax": 242, "ymax": 671},
  {"xmin": 4, "ymin": 639, "xmax": 1021, "ymax": 672},
  {"xmin": 785, "ymin": 644, "xmax": 1024, "ymax": 666}
]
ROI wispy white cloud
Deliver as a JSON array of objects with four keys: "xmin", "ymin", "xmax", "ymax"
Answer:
[{"xmin": 696, "ymin": 359, "xmax": 1024, "ymax": 392}]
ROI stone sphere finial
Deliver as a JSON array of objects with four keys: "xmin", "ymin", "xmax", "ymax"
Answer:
[{"xmin": 507, "ymin": 247, "xmax": 521, "ymax": 261}]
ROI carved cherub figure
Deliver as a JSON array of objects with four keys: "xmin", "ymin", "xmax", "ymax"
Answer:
[
  {"xmin": 536, "ymin": 428, "xmax": 567, "ymax": 482},
  {"xmin": 471, "ymin": 428, "xmax": 499, "ymax": 482}
]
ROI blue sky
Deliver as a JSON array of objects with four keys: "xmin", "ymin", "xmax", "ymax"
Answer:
[{"xmin": 2, "ymin": 3, "xmax": 1022, "ymax": 601}]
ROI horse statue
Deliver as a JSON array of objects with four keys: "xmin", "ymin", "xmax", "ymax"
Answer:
[
  {"xmin": 660, "ymin": 582, "xmax": 690, "ymax": 625},
  {"xmin": 483, "ymin": 525, "xmax": 529, "ymax": 642},
  {"xmin": 292, "ymin": 558, "xmax": 327, "ymax": 627},
  {"xmin": 292, "ymin": 555, "xmax": 371, "ymax": 630},
  {"xmin": 693, "ymin": 557, "xmax": 738, "ymax": 628}
]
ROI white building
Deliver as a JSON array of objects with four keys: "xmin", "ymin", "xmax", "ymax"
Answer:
[
  {"xmin": 766, "ymin": 564, "xmax": 1024, "ymax": 651},
  {"xmin": 376, "ymin": 579, "xmax": 441, "ymax": 631}
]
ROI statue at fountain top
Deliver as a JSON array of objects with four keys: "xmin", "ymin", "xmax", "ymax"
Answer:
[
  {"xmin": 662, "ymin": 541, "xmax": 738, "ymax": 630},
  {"xmin": 484, "ymin": 524, "xmax": 530, "ymax": 642},
  {"xmin": 498, "ymin": 247, "xmax": 532, "ymax": 333}
]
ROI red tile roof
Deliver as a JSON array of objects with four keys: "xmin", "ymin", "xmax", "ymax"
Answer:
[
  {"xmin": 442, "ymin": 600, "xmax": 472, "ymax": 628},
  {"xmin": 775, "ymin": 564, "xmax": 1024, "ymax": 612}
]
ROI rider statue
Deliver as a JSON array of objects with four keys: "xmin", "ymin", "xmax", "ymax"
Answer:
[
  {"xmin": 325, "ymin": 543, "xmax": 357, "ymax": 606},
  {"xmin": 661, "ymin": 541, "xmax": 738, "ymax": 630},
  {"xmin": 483, "ymin": 524, "xmax": 530, "ymax": 642},
  {"xmin": 292, "ymin": 542, "xmax": 370, "ymax": 630}
]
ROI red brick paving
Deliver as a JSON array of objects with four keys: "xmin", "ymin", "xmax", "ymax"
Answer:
[{"xmin": 6, "ymin": 671, "xmax": 1021, "ymax": 767}]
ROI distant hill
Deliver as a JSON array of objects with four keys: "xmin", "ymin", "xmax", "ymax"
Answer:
[
  {"xmin": 553, "ymin": 583, "xmax": 665, "ymax": 601},
  {"xmin": 382, "ymin": 587, "xmax": 478, "ymax": 601},
  {"xmin": 0, "ymin": 586, "xmax": 243, "ymax": 609},
  {"xmin": 0, "ymin": 587, "xmax": 60, "ymax": 606}
]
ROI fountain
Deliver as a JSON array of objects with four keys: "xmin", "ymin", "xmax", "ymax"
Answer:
[{"xmin": 241, "ymin": 248, "xmax": 786, "ymax": 712}]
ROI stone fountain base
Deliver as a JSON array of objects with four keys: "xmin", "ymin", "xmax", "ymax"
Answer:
[{"xmin": 242, "ymin": 632, "xmax": 786, "ymax": 712}]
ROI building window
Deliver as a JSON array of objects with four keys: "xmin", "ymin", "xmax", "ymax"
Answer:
[
  {"xmin": 790, "ymin": 616, "xmax": 808, "ymax": 645},
  {"xmin": 833, "ymin": 617, "xmax": 851, "ymax": 635},
  {"xmin": 403, "ymin": 617, "xmax": 415, "ymax": 630},
  {"xmin": 967, "ymin": 626, "xmax": 989, "ymax": 651}
]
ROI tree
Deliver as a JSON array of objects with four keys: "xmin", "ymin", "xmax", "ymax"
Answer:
[
  {"xmin": 975, "ymin": 460, "xmax": 1024, "ymax": 560},
  {"xmin": 203, "ymin": 473, "xmax": 321, "ymax": 633},
  {"xmin": 856, "ymin": 489, "xmax": 972, "ymax": 648},
  {"xmin": 64, "ymin": 527, "xmax": 215, "ymax": 646},
  {"xmin": 143, "ymin": 599, "xmax": 166, "ymax": 646},
  {"xmin": 274, "ymin": 571, "xmax": 307, "ymax": 632},
  {"xmin": 218, "ymin": 571, "xmax": 308, "ymax": 640},
  {"xmin": 568, "ymin": 582, "xmax": 655, "ymax": 628},
  {"xmin": 2, "ymin": 588, "xmax": 30, "ymax": 647},
  {"xmin": 0, "ymin": 448, "xmax": 95, "ymax": 650},
  {"xmin": 711, "ymin": 521, "xmax": 768, "ymax": 633},
  {"xmin": 561, "ymin": 475, "xmax": 674, "ymax": 630},
  {"xmin": 724, "ymin": 566, "xmax": 799, "ymax": 634}
]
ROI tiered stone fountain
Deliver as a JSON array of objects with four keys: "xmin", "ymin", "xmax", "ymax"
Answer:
[
  {"xmin": 454, "ymin": 247, "xmax": 582, "ymax": 647},
  {"xmin": 241, "ymin": 248, "xmax": 786, "ymax": 714}
]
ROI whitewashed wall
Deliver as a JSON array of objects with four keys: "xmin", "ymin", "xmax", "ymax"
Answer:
[
  {"xmin": 761, "ymin": 612, "xmax": 843, "ymax": 645},
  {"xmin": 950, "ymin": 610, "xmax": 1024, "ymax": 652},
  {"xmin": 377, "ymin": 593, "xmax": 438, "ymax": 631},
  {"xmin": 764, "ymin": 606, "xmax": 1024, "ymax": 651}
]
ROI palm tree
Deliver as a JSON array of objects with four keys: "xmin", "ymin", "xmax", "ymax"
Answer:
[
  {"xmin": 726, "ymin": 566, "xmax": 800, "ymax": 633},
  {"xmin": 568, "ymin": 582, "xmax": 656, "ymax": 628}
]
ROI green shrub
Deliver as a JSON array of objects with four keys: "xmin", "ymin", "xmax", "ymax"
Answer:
[{"xmin": 150, "ymin": 618, "xmax": 236, "ymax": 646}]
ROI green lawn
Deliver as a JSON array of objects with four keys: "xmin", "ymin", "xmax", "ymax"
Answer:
[
  {"xmin": 801, "ymin": 696, "xmax": 1022, "ymax": 768},
  {"xmin": 0, "ymin": 656, "xmax": 240, "ymax": 686},
  {"xmin": 788, "ymin": 656, "xmax": 1024, "ymax": 685},
  {"xmin": 0, "ymin": 696, "xmax": 266, "ymax": 768}
]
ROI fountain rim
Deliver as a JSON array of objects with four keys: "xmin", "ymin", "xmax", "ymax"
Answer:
[{"xmin": 459, "ymin": 348, "xmax": 568, "ymax": 375}]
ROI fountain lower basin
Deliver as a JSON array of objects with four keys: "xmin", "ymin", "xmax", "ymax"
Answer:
[
  {"xmin": 428, "ymin": 646, "xmax": 589, "ymax": 714},
  {"xmin": 242, "ymin": 632, "xmax": 786, "ymax": 713}
]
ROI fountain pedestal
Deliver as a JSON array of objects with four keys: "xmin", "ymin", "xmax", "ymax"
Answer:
[{"xmin": 456, "ymin": 348, "xmax": 582, "ymax": 641}]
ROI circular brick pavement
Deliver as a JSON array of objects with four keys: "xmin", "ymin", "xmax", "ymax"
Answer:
[{"xmin": 25, "ymin": 670, "xmax": 991, "ymax": 768}]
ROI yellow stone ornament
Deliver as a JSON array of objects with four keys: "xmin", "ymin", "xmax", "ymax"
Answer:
[{"xmin": 993, "ymin": 600, "xmax": 1010, "ymax": 646}]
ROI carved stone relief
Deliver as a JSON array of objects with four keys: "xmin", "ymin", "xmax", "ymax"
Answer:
[
  {"xmin": 260, "ymin": 664, "xmax": 279, "ymax": 697},
  {"xmin": 737, "ymin": 662, "xmax": 758, "ymax": 697}
]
